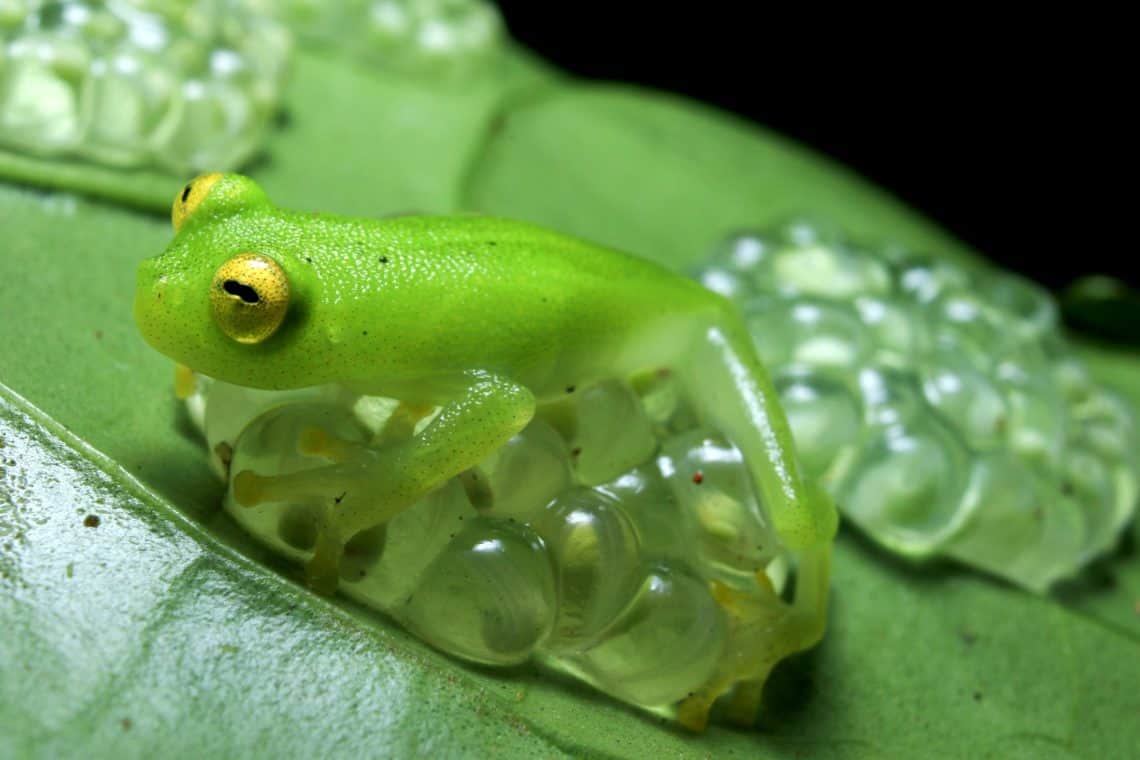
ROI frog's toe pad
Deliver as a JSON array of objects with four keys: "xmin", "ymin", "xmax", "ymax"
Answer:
[
  {"xmin": 232, "ymin": 470, "xmax": 266, "ymax": 507},
  {"xmin": 298, "ymin": 426, "xmax": 359, "ymax": 462},
  {"xmin": 676, "ymin": 693, "xmax": 714, "ymax": 732},
  {"xmin": 304, "ymin": 534, "xmax": 342, "ymax": 595},
  {"xmin": 724, "ymin": 680, "xmax": 764, "ymax": 726}
]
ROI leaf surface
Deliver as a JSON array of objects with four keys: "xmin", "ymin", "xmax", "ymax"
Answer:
[{"xmin": 2, "ymin": 50, "xmax": 1138, "ymax": 760}]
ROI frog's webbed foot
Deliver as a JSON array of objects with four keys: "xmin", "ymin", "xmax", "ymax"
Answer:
[
  {"xmin": 238, "ymin": 404, "xmax": 418, "ymax": 593},
  {"xmin": 305, "ymin": 529, "xmax": 344, "ymax": 595},
  {"xmin": 232, "ymin": 462, "xmax": 368, "ymax": 594},
  {"xmin": 678, "ymin": 546, "xmax": 831, "ymax": 731},
  {"xmin": 232, "ymin": 465, "xmax": 345, "ymax": 508},
  {"xmin": 296, "ymin": 399, "xmax": 436, "ymax": 463},
  {"xmin": 173, "ymin": 363, "xmax": 198, "ymax": 400}
]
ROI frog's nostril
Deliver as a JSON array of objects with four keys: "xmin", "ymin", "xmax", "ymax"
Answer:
[{"xmin": 223, "ymin": 279, "xmax": 261, "ymax": 304}]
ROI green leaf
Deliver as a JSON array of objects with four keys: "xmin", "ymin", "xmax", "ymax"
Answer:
[
  {"xmin": 463, "ymin": 84, "xmax": 981, "ymax": 271},
  {"xmin": 3, "ymin": 54, "xmax": 1139, "ymax": 760}
]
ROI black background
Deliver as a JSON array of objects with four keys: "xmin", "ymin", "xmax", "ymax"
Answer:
[{"xmin": 496, "ymin": 6, "xmax": 1130, "ymax": 293}]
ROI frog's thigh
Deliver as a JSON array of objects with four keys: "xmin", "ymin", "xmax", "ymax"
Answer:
[{"xmin": 673, "ymin": 319, "xmax": 837, "ymax": 550}]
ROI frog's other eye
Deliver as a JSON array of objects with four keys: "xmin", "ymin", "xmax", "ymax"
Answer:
[
  {"xmin": 172, "ymin": 172, "xmax": 224, "ymax": 232},
  {"xmin": 210, "ymin": 253, "xmax": 290, "ymax": 344}
]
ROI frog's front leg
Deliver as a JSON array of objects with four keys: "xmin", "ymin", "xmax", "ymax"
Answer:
[{"xmin": 233, "ymin": 370, "xmax": 536, "ymax": 592}]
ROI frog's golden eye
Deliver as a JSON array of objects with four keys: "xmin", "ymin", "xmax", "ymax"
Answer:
[
  {"xmin": 210, "ymin": 253, "xmax": 290, "ymax": 344},
  {"xmin": 172, "ymin": 173, "xmax": 224, "ymax": 232}
]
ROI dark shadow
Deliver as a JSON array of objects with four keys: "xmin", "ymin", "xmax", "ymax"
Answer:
[
  {"xmin": 755, "ymin": 636, "xmax": 827, "ymax": 733},
  {"xmin": 172, "ymin": 397, "xmax": 203, "ymax": 446},
  {"xmin": 1053, "ymin": 528, "xmax": 1136, "ymax": 603},
  {"xmin": 836, "ymin": 520, "xmax": 961, "ymax": 590}
]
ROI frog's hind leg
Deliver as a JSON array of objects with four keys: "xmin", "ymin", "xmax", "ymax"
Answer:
[
  {"xmin": 673, "ymin": 316, "xmax": 838, "ymax": 551},
  {"xmin": 299, "ymin": 399, "xmax": 436, "ymax": 461},
  {"xmin": 298, "ymin": 427, "xmax": 366, "ymax": 462},
  {"xmin": 675, "ymin": 543, "xmax": 832, "ymax": 730},
  {"xmin": 232, "ymin": 463, "xmax": 359, "ymax": 592}
]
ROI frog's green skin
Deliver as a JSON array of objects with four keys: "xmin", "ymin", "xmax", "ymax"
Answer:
[{"xmin": 135, "ymin": 173, "xmax": 836, "ymax": 594}]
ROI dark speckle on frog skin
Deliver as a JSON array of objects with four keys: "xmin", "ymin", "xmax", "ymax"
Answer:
[{"xmin": 83, "ymin": 514, "xmax": 101, "ymax": 528}]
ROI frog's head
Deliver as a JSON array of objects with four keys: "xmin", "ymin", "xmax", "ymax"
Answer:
[{"xmin": 135, "ymin": 173, "xmax": 307, "ymax": 388}]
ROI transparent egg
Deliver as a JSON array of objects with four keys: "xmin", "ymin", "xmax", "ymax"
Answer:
[
  {"xmin": 203, "ymin": 380, "xmax": 345, "ymax": 480},
  {"xmin": 698, "ymin": 232, "xmax": 777, "ymax": 297},
  {"xmin": 0, "ymin": 2, "xmax": 29, "ymax": 35},
  {"xmin": 153, "ymin": 77, "xmax": 256, "ymax": 171},
  {"xmin": 343, "ymin": 477, "xmax": 472, "ymax": 607},
  {"xmin": 838, "ymin": 414, "xmax": 973, "ymax": 555},
  {"xmin": 400, "ymin": 517, "xmax": 555, "ymax": 665},
  {"xmin": 896, "ymin": 257, "xmax": 974, "ymax": 304},
  {"xmin": 472, "ymin": 418, "xmax": 572, "ymax": 521},
  {"xmin": 1072, "ymin": 389, "xmax": 1137, "ymax": 463},
  {"xmin": 1060, "ymin": 442, "xmax": 1117, "ymax": 557},
  {"xmin": 777, "ymin": 217, "xmax": 846, "ymax": 250},
  {"xmin": 569, "ymin": 379, "xmax": 657, "ymax": 486},
  {"xmin": 696, "ymin": 264, "xmax": 753, "ymax": 301},
  {"xmin": 632, "ymin": 368, "xmax": 697, "ymax": 434},
  {"xmin": 741, "ymin": 296, "xmax": 871, "ymax": 371},
  {"xmin": 1052, "ymin": 357, "xmax": 1093, "ymax": 403},
  {"xmin": 0, "ymin": 32, "xmax": 88, "ymax": 151},
  {"xmin": 48, "ymin": 2, "xmax": 127, "ymax": 50},
  {"xmin": 857, "ymin": 366, "xmax": 924, "ymax": 428},
  {"xmin": 980, "ymin": 271, "xmax": 1057, "ymax": 342},
  {"xmin": 532, "ymin": 488, "xmax": 641, "ymax": 650},
  {"xmin": 927, "ymin": 287, "xmax": 1012, "ymax": 372},
  {"xmin": 854, "ymin": 295, "xmax": 925, "ymax": 367},
  {"xmin": 657, "ymin": 429, "xmax": 778, "ymax": 580},
  {"xmin": 569, "ymin": 561, "xmax": 726, "ymax": 706},
  {"xmin": 943, "ymin": 454, "xmax": 1085, "ymax": 591},
  {"xmin": 597, "ymin": 465, "xmax": 690, "ymax": 560},
  {"xmin": 919, "ymin": 347, "xmax": 1010, "ymax": 451},
  {"xmin": 770, "ymin": 238, "xmax": 891, "ymax": 300},
  {"xmin": 79, "ymin": 45, "xmax": 180, "ymax": 165},
  {"xmin": 995, "ymin": 359, "xmax": 1066, "ymax": 467},
  {"xmin": 775, "ymin": 367, "xmax": 864, "ymax": 482}
]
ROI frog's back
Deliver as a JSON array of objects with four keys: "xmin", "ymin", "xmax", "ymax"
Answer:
[
  {"xmin": 380, "ymin": 214, "xmax": 714, "ymax": 313},
  {"xmin": 281, "ymin": 210, "xmax": 725, "ymax": 389}
]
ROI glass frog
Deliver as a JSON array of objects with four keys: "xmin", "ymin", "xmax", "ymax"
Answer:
[{"xmin": 134, "ymin": 173, "xmax": 837, "ymax": 729}]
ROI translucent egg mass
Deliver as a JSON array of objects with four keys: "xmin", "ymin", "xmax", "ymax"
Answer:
[
  {"xmin": 693, "ymin": 221, "xmax": 1139, "ymax": 591},
  {"xmin": 0, "ymin": 0, "xmax": 291, "ymax": 172},
  {"xmin": 183, "ymin": 367, "xmax": 830, "ymax": 728},
  {"xmin": 277, "ymin": 0, "xmax": 504, "ymax": 79},
  {"xmin": 0, "ymin": 1, "xmax": 500, "ymax": 174}
]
